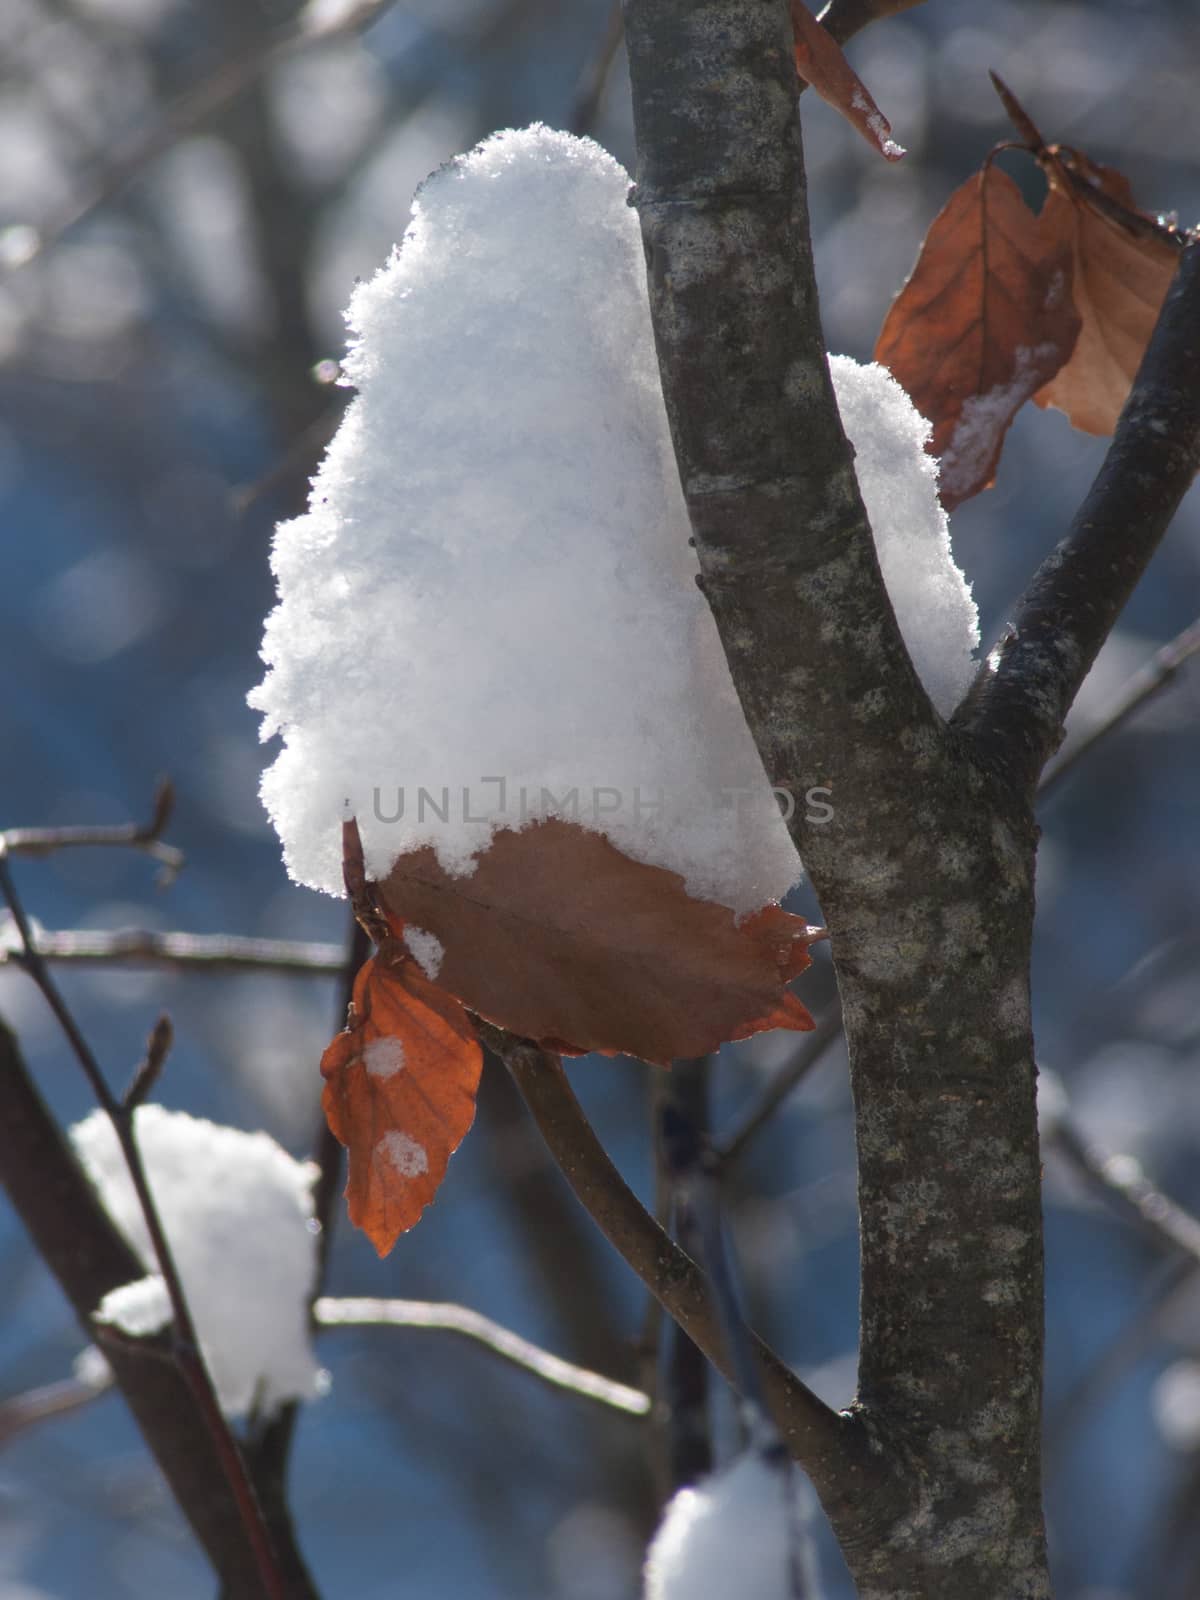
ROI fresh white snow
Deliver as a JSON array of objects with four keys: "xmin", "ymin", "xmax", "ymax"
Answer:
[
  {"xmin": 71, "ymin": 1106, "xmax": 323, "ymax": 1418},
  {"xmin": 644, "ymin": 1446, "xmax": 817, "ymax": 1600},
  {"xmin": 251, "ymin": 125, "xmax": 977, "ymax": 915}
]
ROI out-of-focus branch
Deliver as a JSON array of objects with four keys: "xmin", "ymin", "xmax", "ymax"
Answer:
[
  {"xmin": 1046, "ymin": 1111, "xmax": 1200, "ymax": 1265},
  {"xmin": 716, "ymin": 1006, "xmax": 844, "ymax": 1166},
  {"xmin": 962, "ymin": 241, "xmax": 1200, "ymax": 794},
  {"xmin": 1038, "ymin": 617, "xmax": 1200, "ymax": 797},
  {"xmin": 12, "ymin": 0, "xmax": 403, "ymax": 262},
  {"xmin": 0, "ymin": 1368, "xmax": 113, "ymax": 1448},
  {"xmin": 815, "ymin": 0, "xmax": 927, "ymax": 49},
  {"xmin": 314, "ymin": 1296, "xmax": 650, "ymax": 1415},
  {"xmin": 652, "ymin": 1057, "xmax": 713, "ymax": 1492},
  {"xmin": 2, "ymin": 928, "xmax": 344, "ymax": 977},
  {"xmin": 569, "ymin": 1, "xmax": 625, "ymax": 136},
  {"xmin": 2, "ymin": 780, "xmax": 183, "ymax": 884}
]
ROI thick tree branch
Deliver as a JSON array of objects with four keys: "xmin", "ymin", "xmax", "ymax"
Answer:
[
  {"xmin": 624, "ymin": 5, "xmax": 1054, "ymax": 1593},
  {"xmin": 0, "ymin": 1019, "xmax": 316, "ymax": 1598},
  {"xmin": 962, "ymin": 240, "xmax": 1200, "ymax": 793},
  {"xmin": 622, "ymin": 0, "xmax": 942, "ymax": 890},
  {"xmin": 479, "ymin": 1025, "xmax": 890, "ymax": 1532}
]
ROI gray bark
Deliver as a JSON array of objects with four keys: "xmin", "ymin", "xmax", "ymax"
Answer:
[{"xmin": 621, "ymin": 1, "xmax": 1197, "ymax": 1593}]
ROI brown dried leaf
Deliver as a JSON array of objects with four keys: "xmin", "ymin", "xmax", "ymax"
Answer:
[
  {"xmin": 378, "ymin": 819, "xmax": 819, "ymax": 1066},
  {"xmin": 320, "ymin": 941, "xmax": 482, "ymax": 1256},
  {"xmin": 875, "ymin": 163, "xmax": 1080, "ymax": 509},
  {"xmin": 790, "ymin": 0, "xmax": 905, "ymax": 162},
  {"xmin": 1032, "ymin": 153, "xmax": 1181, "ymax": 435}
]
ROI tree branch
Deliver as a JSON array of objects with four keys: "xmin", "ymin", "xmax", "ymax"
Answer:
[
  {"xmin": 313, "ymin": 1297, "xmax": 649, "ymax": 1416},
  {"xmin": 478, "ymin": 1025, "xmax": 885, "ymax": 1525},
  {"xmin": 962, "ymin": 239, "xmax": 1200, "ymax": 793},
  {"xmin": 716, "ymin": 1005, "xmax": 844, "ymax": 1166},
  {"xmin": 0, "ymin": 1019, "xmax": 315, "ymax": 1597},
  {"xmin": 622, "ymin": 0, "xmax": 940, "ymax": 883},
  {"xmin": 2, "ymin": 779, "xmax": 183, "ymax": 883},
  {"xmin": 0, "ymin": 854, "xmax": 295, "ymax": 1600},
  {"xmin": 1, "ymin": 927, "xmax": 345, "ymax": 977},
  {"xmin": 1038, "ymin": 615, "xmax": 1200, "ymax": 797}
]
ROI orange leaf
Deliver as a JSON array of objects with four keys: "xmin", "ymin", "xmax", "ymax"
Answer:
[
  {"xmin": 320, "ymin": 949, "xmax": 482, "ymax": 1256},
  {"xmin": 988, "ymin": 71, "xmax": 1184, "ymax": 437},
  {"xmin": 379, "ymin": 818, "xmax": 820, "ymax": 1066},
  {"xmin": 790, "ymin": 0, "xmax": 904, "ymax": 162},
  {"xmin": 875, "ymin": 163, "xmax": 1080, "ymax": 510},
  {"xmin": 1032, "ymin": 150, "xmax": 1181, "ymax": 435}
]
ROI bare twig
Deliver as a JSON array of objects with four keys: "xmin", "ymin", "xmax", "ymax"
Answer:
[
  {"xmin": 2, "ymin": 779, "xmax": 184, "ymax": 884},
  {"xmin": 122, "ymin": 1015, "xmax": 174, "ymax": 1110},
  {"xmin": 1038, "ymin": 617, "xmax": 1200, "ymax": 797},
  {"xmin": 314, "ymin": 1296, "xmax": 649, "ymax": 1415},
  {"xmin": 1, "ymin": 928, "xmax": 344, "ymax": 977},
  {"xmin": 0, "ymin": 853, "xmax": 287, "ymax": 1600},
  {"xmin": 0, "ymin": 1369, "xmax": 113, "ymax": 1448},
  {"xmin": 716, "ymin": 1007, "xmax": 844, "ymax": 1165},
  {"xmin": 1047, "ymin": 1116, "xmax": 1200, "ymax": 1265}
]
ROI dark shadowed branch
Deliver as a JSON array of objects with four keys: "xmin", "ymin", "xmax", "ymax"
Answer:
[{"xmin": 962, "ymin": 241, "xmax": 1200, "ymax": 793}]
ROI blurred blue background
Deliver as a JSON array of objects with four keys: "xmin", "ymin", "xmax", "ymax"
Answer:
[{"xmin": 0, "ymin": 1, "xmax": 1198, "ymax": 1595}]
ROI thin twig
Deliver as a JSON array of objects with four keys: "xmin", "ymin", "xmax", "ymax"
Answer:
[
  {"xmin": 2, "ymin": 779, "xmax": 184, "ymax": 884},
  {"xmin": 0, "ymin": 1370, "xmax": 114, "ymax": 1447},
  {"xmin": 569, "ymin": 0, "xmax": 624, "ymax": 137},
  {"xmin": 0, "ymin": 852, "xmax": 286, "ymax": 1600},
  {"xmin": 1046, "ymin": 1116, "xmax": 1200, "ymax": 1265},
  {"xmin": 717, "ymin": 1006, "xmax": 845, "ymax": 1165},
  {"xmin": 314, "ymin": 1296, "xmax": 649, "ymax": 1415},
  {"xmin": 652, "ymin": 1058, "xmax": 714, "ymax": 1491},
  {"xmin": 1038, "ymin": 617, "xmax": 1200, "ymax": 797},
  {"xmin": 231, "ymin": 402, "xmax": 344, "ymax": 517},
  {"xmin": 1, "ymin": 928, "xmax": 345, "ymax": 977}
]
